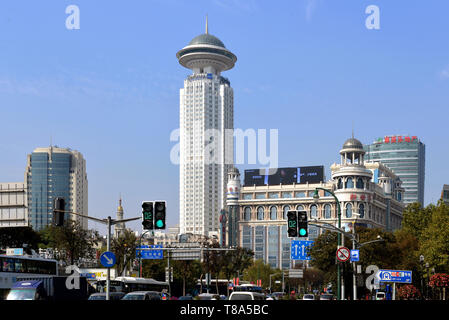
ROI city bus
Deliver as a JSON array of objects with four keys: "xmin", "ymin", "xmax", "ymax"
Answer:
[
  {"xmin": 94, "ymin": 276, "xmax": 169, "ymax": 294},
  {"xmin": 0, "ymin": 254, "xmax": 58, "ymax": 299}
]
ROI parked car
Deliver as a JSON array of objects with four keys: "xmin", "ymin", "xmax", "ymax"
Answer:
[
  {"xmin": 122, "ymin": 291, "xmax": 162, "ymax": 300},
  {"xmin": 302, "ymin": 294, "xmax": 315, "ymax": 300},
  {"xmin": 228, "ymin": 291, "xmax": 266, "ymax": 300},
  {"xmin": 88, "ymin": 292, "xmax": 126, "ymax": 300},
  {"xmin": 270, "ymin": 292, "xmax": 285, "ymax": 300},
  {"xmin": 319, "ymin": 294, "xmax": 334, "ymax": 300},
  {"xmin": 178, "ymin": 295, "xmax": 194, "ymax": 300},
  {"xmin": 376, "ymin": 292, "xmax": 386, "ymax": 300},
  {"xmin": 196, "ymin": 293, "xmax": 221, "ymax": 300}
]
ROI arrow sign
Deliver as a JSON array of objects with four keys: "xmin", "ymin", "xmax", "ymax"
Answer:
[
  {"xmin": 100, "ymin": 251, "xmax": 116, "ymax": 268},
  {"xmin": 336, "ymin": 247, "xmax": 350, "ymax": 262},
  {"xmin": 376, "ymin": 270, "xmax": 412, "ymax": 283},
  {"xmin": 291, "ymin": 240, "xmax": 314, "ymax": 260}
]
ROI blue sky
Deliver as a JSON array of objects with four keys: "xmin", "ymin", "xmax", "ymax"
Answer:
[{"xmin": 1, "ymin": 0, "xmax": 448, "ymax": 235}]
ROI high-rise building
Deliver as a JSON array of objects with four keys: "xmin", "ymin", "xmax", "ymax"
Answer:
[
  {"xmin": 25, "ymin": 146, "xmax": 88, "ymax": 231},
  {"xmin": 176, "ymin": 19, "xmax": 237, "ymax": 236},
  {"xmin": 442, "ymin": 185, "xmax": 449, "ymax": 205},
  {"xmin": 0, "ymin": 182, "xmax": 28, "ymax": 227},
  {"xmin": 225, "ymin": 167, "xmax": 240, "ymax": 247},
  {"xmin": 364, "ymin": 135, "xmax": 425, "ymax": 206}
]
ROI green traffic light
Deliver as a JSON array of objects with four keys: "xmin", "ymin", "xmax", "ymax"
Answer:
[
  {"xmin": 299, "ymin": 228, "xmax": 307, "ymax": 236},
  {"xmin": 156, "ymin": 220, "xmax": 164, "ymax": 228}
]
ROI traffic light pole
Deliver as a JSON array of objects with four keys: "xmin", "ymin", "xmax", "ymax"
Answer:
[{"xmin": 54, "ymin": 209, "xmax": 140, "ymax": 300}]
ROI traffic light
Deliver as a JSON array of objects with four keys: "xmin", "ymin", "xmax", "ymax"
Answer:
[
  {"xmin": 154, "ymin": 201, "xmax": 166, "ymax": 229},
  {"xmin": 53, "ymin": 197, "xmax": 65, "ymax": 227},
  {"xmin": 287, "ymin": 210, "xmax": 298, "ymax": 237},
  {"xmin": 142, "ymin": 201, "xmax": 154, "ymax": 230},
  {"xmin": 297, "ymin": 210, "xmax": 308, "ymax": 237}
]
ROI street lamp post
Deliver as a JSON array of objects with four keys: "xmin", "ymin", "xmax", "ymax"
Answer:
[{"xmin": 313, "ymin": 188, "xmax": 342, "ymax": 300}]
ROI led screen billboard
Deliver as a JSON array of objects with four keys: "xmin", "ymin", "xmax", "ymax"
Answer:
[{"xmin": 244, "ymin": 166, "xmax": 324, "ymax": 186}]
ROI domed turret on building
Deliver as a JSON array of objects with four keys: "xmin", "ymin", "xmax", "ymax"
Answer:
[
  {"xmin": 176, "ymin": 17, "xmax": 237, "ymax": 74},
  {"xmin": 340, "ymin": 136, "xmax": 366, "ymax": 166}
]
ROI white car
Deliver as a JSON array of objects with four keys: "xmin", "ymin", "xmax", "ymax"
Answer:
[
  {"xmin": 229, "ymin": 292, "xmax": 266, "ymax": 300},
  {"xmin": 302, "ymin": 294, "xmax": 315, "ymax": 300}
]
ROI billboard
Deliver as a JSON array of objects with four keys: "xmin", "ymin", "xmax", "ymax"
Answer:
[{"xmin": 244, "ymin": 166, "xmax": 324, "ymax": 186}]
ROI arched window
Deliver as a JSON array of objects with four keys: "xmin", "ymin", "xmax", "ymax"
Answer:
[
  {"xmin": 346, "ymin": 203, "xmax": 353, "ymax": 218},
  {"xmin": 270, "ymin": 206, "xmax": 277, "ymax": 220},
  {"xmin": 359, "ymin": 204, "xmax": 365, "ymax": 218},
  {"xmin": 310, "ymin": 205, "xmax": 317, "ymax": 218},
  {"xmin": 337, "ymin": 178, "xmax": 342, "ymax": 189},
  {"xmin": 324, "ymin": 204, "xmax": 332, "ymax": 219},
  {"xmin": 296, "ymin": 205, "xmax": 304, "ymax": 211},
  {"xmin": 283, "ymin": 205, "xmax": 290, "ymax": 220},
  {"xmin": 345, "ymin": 178, "xmax": 354, "ymax": 189},
  {"xmin": 244, "ymin": 207, "xmax": 251, "ymax": 221},
  {"xmin": 356, "ymin": 178, "xmax": 364, "ymax": 189},
  {"xmin": 257, "ymin": 207, "xmax": 264, "ymax": 220}
]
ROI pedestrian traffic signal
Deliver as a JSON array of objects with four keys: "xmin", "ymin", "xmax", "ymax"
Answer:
[
  {"xmin": 154, "ymin": 201, "xmax": 166, "ymax": 229},
  {"xmin": 142, "ymin": 201, "xmax": 154, "ymax": 230},
  {"xmin": 297, "ymin": 210, "xmax": 308, "ymax": 237},
  {"xmin": 287, "ymin": 210, "xmax": 298, "ymax": 237},
  {"xmin": 53, "ymin": 197, "xmax": 65, "ymax": 227}
]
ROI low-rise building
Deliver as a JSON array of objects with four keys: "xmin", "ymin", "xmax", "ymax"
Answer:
[{"xmin": 0, "ymin": 182, "xmax": 28, "ymax": 227}]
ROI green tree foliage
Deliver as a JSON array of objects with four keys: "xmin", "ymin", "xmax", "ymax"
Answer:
[
  {"xmin": 402, "ymin": 202, "xmax": 434, "ymax": 241},
  {"xmin": 39, "ymin": 220, "xmax": 100, "ymax": 266},
  {"xmin": 0, "ymin": 227, "xmax": 41, "ymax": 251},
  {"xmin": 111, "ymin": 229, "xmax": 137, "ymax": 276},
  {"xmin": 221, "ymin": 247, "xmax": 254, "ymax": 295},
  {"xmin": 420, "ymin": 202, "xmax": 449, "ymax": 273},
  {"xmin": 243, "ymin": 259, "xmax": 278, "ymax": 289},
  {"xmin": 172, "ymin": 259, "xmax": 202, "ymax": 296}
]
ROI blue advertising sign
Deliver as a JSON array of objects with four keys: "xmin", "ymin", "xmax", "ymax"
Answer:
[
  {"xmin": 136, "ymin": 245, "xmax": 163, "ymax": 260},
  {"xmin": 291, "ymin": 240, "xmax": 314, "ymax": 260},
  {"xmin": 377, "ymin": 270, "xmax": 412, "ymax": 283},
  {"xmin": 350, "ymin": 250, "xmax": 360, "ymax": 262},
  {"xmin": 100, "ymin": 251, "xmax": 116, "ymax": 268}
]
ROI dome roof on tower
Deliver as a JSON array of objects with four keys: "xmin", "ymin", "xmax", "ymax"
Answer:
[
  {"xmin": 342, "ymin": 138, "xmax": 363, "ymax": 150},
  {"xmin": 188, "ymin": 33, "xmax": 226, "ymax": 48}
]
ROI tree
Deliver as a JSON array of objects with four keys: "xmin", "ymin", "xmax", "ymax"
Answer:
[
  {"xmin": 173, "ymin": 259, "xmax": 202, "ymax": 296},
  {"xmin": 420, "ymin": 202, "xmax": 449, "ymax": 273},
  {"xmin": 221, "ymin": 247, "xmax": 254, "ymax": 295},
  {"xmin": 243, "ymin": 259, "xmax": 276, "ymax": 289},
  {"xmin": 402, "ymin": 202, "xmax": 434, "ymax": 241},
  {"xmin": 39, "ymin": 220, "xmax": 100, "ymax": 266},
  {"xmin": 110, "ymin": 229, "xmax": 137, "ymax": 276},
  {"xmin": 0, "ymin": 227, "xmax": 41, "ymax": 251}
]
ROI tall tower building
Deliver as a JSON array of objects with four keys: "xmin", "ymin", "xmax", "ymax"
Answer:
[
  {"xmin": 364, "ymin": 135, "xmax": 425, "ymax": 205},
  {"xmin": 176, "ymin": 19, "xmax": 237, "ymax": 236},
  {"xmin": 25, "ymin": 146, "xmax": 88, "ymax": 231}
]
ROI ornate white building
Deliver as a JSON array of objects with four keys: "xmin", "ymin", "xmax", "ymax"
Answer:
[
  {"xmin": 176, "ymin": 20, "xmax": 237, "ymax": 236},
  {"xmin": 234, "ymin": 137, "xmax": 405, "ymax": 269}
]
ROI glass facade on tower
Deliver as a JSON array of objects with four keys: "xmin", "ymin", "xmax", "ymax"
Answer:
[
  {"xmin": 28, "ymin": 152, "xmax": 72, "ymax": 231},
  {"xmin": 364, "ymin": 136, "xmax": 425, "ymax": 205}
]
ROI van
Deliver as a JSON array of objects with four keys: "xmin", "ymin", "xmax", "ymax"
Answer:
[{"xmin": 229, "ymin": 291, "xmax": 266, "ymax": 300}]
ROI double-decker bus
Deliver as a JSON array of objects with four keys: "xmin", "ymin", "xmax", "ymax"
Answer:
[
  {"xmin": 0, "ymin": 254, "xmax": 58, "ymax": 299},
  {"xmin": 94, "ymin": 276, "xmax": 169, "ymax": 294}
]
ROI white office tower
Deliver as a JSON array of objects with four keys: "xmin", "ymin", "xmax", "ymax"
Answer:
[
  {"xmin": 226, "ymin": 167, "xmax": 241, "ymax": 247},
  {"xmin": 176, "ymin": 19, "xmax": 237, "ymax": 236}
]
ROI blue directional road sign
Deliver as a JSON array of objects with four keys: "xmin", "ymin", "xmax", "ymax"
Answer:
[
  {"xmin": 350, "ymin": 249, "xmax": 360, "ymax": 262},
  {"xmin": 136, "ymin": 245, "xmax": 163, "ymax": 260},
  {"xmin": 291, "ymin": 240, "xmax": 314, "ymax": 260},
  {"xmin": 377, "ymin": 270, "xmax": 412, "ymax": 284},
  {"xmin": 100, "ymin": 251, "xmax": 116, "ymax": 268}
]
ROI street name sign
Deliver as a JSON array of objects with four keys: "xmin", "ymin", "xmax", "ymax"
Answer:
[
  {"xmin": 136, "ymin": 245, "xmax": 163, "ymax": 260},
  {"xmin": 100, "ymin": 251, "xmax": 116, "ymax": 268},
  {"xmin": 288, "ymin": 269, "xmax": 304, "ymax": 278},
  {"xmin": 376, "ymin": 270, "xmax": 412, "ymax": 283},
  {"xmin": 291, "ymin": 240, "xmax": 314, "ymax": 260},
  {"xmin": 336, "ymin": 247, "xmax": 350, "ymax": 262}
]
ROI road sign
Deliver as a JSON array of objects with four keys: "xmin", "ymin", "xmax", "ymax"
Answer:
[
  {"xmin": 136, "ymin": 245, "xmax": 163, "ymax": 260},
  {"xmin": 288, "ymin": 269, "xmax": 304, "ymax": 278},
  {"xmin": 376, "ymin": 270, "xmax": 412, "ymax": 283},
  {"xmin": 336, "ymin": 247, "xmax": 350, "ymax": 262},
  {"xmin": 291, "ymin": 240, "xmax": 314, "ymax": 260},
  {"xmin": 350, "ymin": 249, "xmax": 360, "ymax": 262},
  {"xmin": 100, "ymin": 251, "xmax": 116, "ymax": 268}
]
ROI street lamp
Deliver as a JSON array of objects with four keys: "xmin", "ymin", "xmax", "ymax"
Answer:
[{"xmin": 313, "ymin": 188, "xmax": 342, "ymax": 300}]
